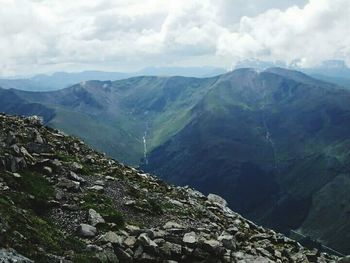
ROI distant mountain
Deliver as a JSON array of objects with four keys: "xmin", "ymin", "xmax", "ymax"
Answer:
[
  {"xmin": 236, "ymin": 59, "xmax": 350, "ymax": 89},
  {"xmin": 136, "ymin": 66, "xmax": 226, "ymax": 78},
  {"xmin": 0, "ymin": 67, "xmax": 226, "ymax": 91},
  {"xmin": 30, "ymin": 71, "xmax": 129, "ymax": 90},
  {"xmin": 235, "ymin": 59, "xmax": 287, "ymax": 70},
  {"xmin": 308, "ymin": 74, "xmax": 350, "ymax": 89},
  {"xmin": 1, "ymin": 68, "xmax": 350, "ymax": 254},
  {"xmin": 0, "ymin": 71, "xmax": 128, "ymax": 91},
  {"xmin": 303, "ymin": 60, "xmax": 350, "ymax": 79}
]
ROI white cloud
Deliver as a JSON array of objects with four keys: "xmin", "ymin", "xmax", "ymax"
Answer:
[
  {"xmin": 217, "ymin": 0, "xmax": 350, "ymax": 67},
  {"xmin": 2, "ymin": 0, "xmax": 349, "ymax": 76}
]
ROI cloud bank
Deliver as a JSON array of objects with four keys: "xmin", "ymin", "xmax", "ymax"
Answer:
[{"xmin": 1, "ymin": 0, "xmax": 349, "ymax": 76}]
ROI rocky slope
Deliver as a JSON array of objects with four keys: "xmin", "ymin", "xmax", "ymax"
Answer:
[{"xmin": 0, "ymin": 113, "xmax": 346, "ymax": 263}]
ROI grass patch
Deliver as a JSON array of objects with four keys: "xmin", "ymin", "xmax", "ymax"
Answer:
[
  {"xmin": 55, "ymin": 151, "xmax": 78, "ymax": 162},
  {"xmin": 0, "ymin": 196, "xmax": 66, "ymax": 262},
  {"xmin": 82, "ymin": 192, "xmax": 124, "ymax": 228},
  {"xmin": 147, "ymin": 198, "xmax": 163, "ymax": 215},
  {"xmin": 1, "ymin": 171, "xmax": 54, "ymax": 214},
  {"xmin": 0, "ymin": 181, "xmax": 96, "ymax": 262}
]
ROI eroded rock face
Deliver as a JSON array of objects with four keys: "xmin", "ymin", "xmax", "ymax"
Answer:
[{"xmin": 0, "ymin": 114, "xmax": 345, "ymax": 262}]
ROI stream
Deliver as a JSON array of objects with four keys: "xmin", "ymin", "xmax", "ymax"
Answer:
[{"xmin": 142, "ymin": 129, "xmax": 149, "ymax": 165}]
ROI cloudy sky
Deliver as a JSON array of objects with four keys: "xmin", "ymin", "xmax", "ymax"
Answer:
[{"xmin": 1, "ymin": 0, "xmax": 349, "ymax": 77}]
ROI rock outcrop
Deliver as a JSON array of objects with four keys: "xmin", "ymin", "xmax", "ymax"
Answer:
[{"xmin": 0, "ymin": 113, "xmax": 345, "ymax": 262}]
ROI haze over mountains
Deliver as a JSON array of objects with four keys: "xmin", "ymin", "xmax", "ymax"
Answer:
[
  {"xmin": 1, "ymin": 67, "xmax": 350, "ymax": 254},
  {"xmin": 0, "ymin": 67, "xmax": 226, "ymax": 91},
  {"xmin": 2, "ymin": 60, "xmax": 350, "ymax": 93},
  {"xmin": 236, "ymin": 60, "xmax": 350, "ymax": 90}
]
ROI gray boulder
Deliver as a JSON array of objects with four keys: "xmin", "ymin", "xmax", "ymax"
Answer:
[
  {"xmin": 183, "ymin": 232, "xmax": 197, "ymax": 245},
  {"xmin": 78, "ymin": 223, "xmax": 97, "ymax": 237},
  {"xmin": 163, "ymin": 221, "xmax": 184, "ymax": 230},
  {"xmin": 69, "ymin": 171, "xmax": 86, "ymax": 183},
  {"xmin": 207, "ymin": 193, "xmax": 228, "ymax": 207},
  {"xmin": 88, "ymin": 208, "xmax": 105, "ymax": 226},
  {"xmin": 218, "ymin": 233, "xmax": 236, "ymax": 250},
  {"xmin": 97, "ymin": 231, "xmax": 123, "ymax": 245}
]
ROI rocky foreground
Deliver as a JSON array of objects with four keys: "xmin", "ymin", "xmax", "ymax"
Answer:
[{"xmin": 0, "ymin": 113, "xmax": 348, "ymax": 263}]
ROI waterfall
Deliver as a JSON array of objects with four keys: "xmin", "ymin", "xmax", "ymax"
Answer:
[
  {"xmin": 143, "ymin": 131, "xmax": 148, "ymax": 165},
  {"xmin": 261, "ymin": 80, "xmax": 278, "ymax": 170}
]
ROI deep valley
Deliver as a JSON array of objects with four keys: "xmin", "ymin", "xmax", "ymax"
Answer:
[{"xmin": 1, "ymin": 68, "xmax": 350, "ymax": 254}]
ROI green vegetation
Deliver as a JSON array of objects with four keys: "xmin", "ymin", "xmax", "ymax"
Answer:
[
  {"xmin": 0, "ymin": 186, "xmax": 95, "ymax": 262},
  {"xmin": 2, "ymin": 68, "xmax": 350, "ymax": 253},
  {"xmin": 2, "ymin": 75, "xmax": 218, "ymax": 165},
  {"xmin": 82, "ymin": 191, "xmax": 124, "ymax": 228},
  {"xmin": 144, "ymin": 198, "xmax": 163, "ymax": 215},
  {"xmin": 2, "ymin": 171, "xmax": 54, "ymax": 214},
  {"xmin": 139, "ymin": 69, "xmax": 350, "ymax": 255},
  {"xmin": 56, "ymin": 151, "xmax": 78, "ymax": 162}
]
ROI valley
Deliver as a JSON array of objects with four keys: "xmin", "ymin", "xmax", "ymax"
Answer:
[{"xmin": 1, "ymin": 68, "xmax": 350, "ymax": 254}]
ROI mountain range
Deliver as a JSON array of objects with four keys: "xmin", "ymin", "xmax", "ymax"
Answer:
[
  {"xmin": 0, "ymin": 67, "xmax": 226, "ymax": 91},
  {"xmin": 1, "ymin": 67, "xmax": 350, "ymax": 254},
  {"xmin": 236, "ymin": 59, "xmax": 350, "ymax": 90}
]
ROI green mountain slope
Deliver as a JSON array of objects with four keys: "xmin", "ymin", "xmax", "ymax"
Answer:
[
  {"xmin": 2, "ymin": 68, "xmax": 350, "ymax": 253},
  {"xmin": 0, "ymin": 76, "xmax": 218, "ymax": 165},
  {"xmin": 142, "ymin": 68, "xmax": 350, "ymax": 254}
]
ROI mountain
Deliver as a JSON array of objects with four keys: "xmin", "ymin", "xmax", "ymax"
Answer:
[
  {"xmin": 302, "ymin": 60, "xmax": 350, "ymax": 79},
  {"xmin": 301, "ymin": 60, "xmax": 350, "ymax": 89},
  {"xmin": 136, "ymin": 66, "xmax": 226, "ymax": 78},
  {"xmin": 1, "ymin": 113, "xmax": 343, "ymax": 262},
  {"xmin": 235, "ymin": 59, "xmax": 350, "ymax": 89},
  {"xmin": 1, "ymin": 68, "xmax": 350, "ymax": 254},
  {"xmin": 0, "ymin": 75, "xmax": 219, "ymax": 165},
  {"xmin": 142, "ymin": 68, "xmax": 350, "ymax": 254},
  {"xmin": 0, "ymin": 67, "xmax": 226, "ymax": 92},
  {"xmin": 0, "ymin": 71, "xmax": 128, "ymax": 91},
  {"xmin": 308, "ymin": 74, "xmax": 350, "ymax": 89}
]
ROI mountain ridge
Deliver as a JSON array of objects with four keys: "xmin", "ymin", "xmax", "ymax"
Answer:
[
  {"xmin": 141, "ymin": 68, "xmax": 350, "ymax": 254},
  {"xmin": 1, "ymin": 68, "xmax": 350, "ymax": 254},
  {"xmin": 0, "ymin": 67, "xmax": 226, "ymax": 92}
]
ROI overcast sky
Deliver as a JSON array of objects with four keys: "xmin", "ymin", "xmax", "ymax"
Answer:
[{"xmin": 1, "ymin": 0, "xmax": 349, "ymax": 77}]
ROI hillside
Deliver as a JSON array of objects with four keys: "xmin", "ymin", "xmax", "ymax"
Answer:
[
  {"xmin": 0, "ymin": 76, "xmax": 218, "ymax": 165},
  {"xmin": 1, "ymin": 68, "xmax": 350, "ymax": 254},
  {"xmin": 142, "ymin": 68, "xmax": 350, "ymax": 254},
  {"xmin": 1, "ymin": 113, "xmax": 343, "ymax": 262}
]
